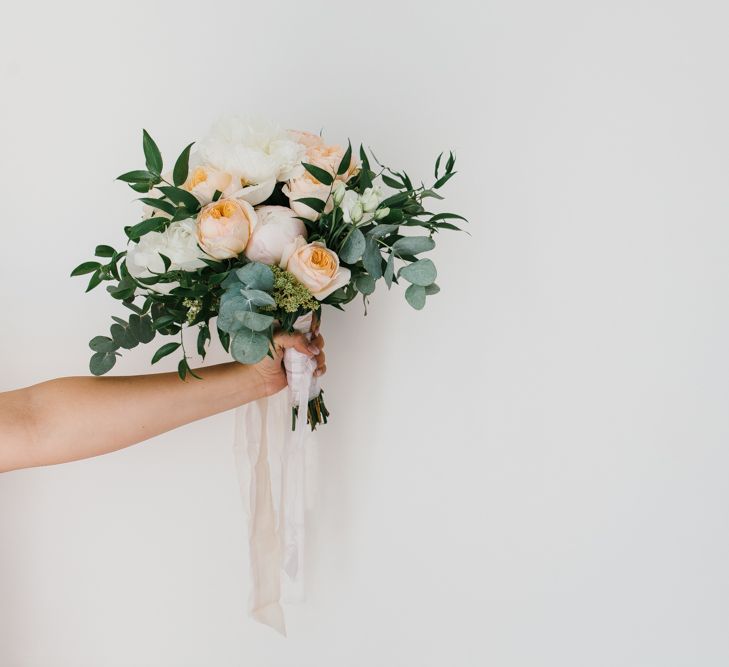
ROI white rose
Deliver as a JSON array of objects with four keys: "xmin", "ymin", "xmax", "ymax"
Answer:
[
  {"xmin": 198, "ymin": 116, "xmax": 306, "ymax": 186},
  {"xmin": 244, "ymin": 205, "xmax": 307, "ymax": 265},
  {"xmin": 360, "ymin": 186, "xmax": 382, "ymax": 212},
  {"xmin": 127, "ymin": 218, "xmax": 209, "ymax": 293}
]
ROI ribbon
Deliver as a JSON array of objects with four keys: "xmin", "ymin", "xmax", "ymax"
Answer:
[{"xmin": 233, "ymin": 313, "xmax": 318, "ymax": 636}]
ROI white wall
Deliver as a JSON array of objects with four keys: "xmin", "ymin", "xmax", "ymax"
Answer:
[{"xmin": 1, "ymin": 1, "xmax": 729, "ymax": 665}]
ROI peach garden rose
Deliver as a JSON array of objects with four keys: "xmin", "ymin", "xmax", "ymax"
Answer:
[
  {"xmin": 196, "ymin": 198, "xmax": 257, "ymax": 260},
  {"xmin": 282, "ymin": 237, "xmax": 351, "ymax": 300}
]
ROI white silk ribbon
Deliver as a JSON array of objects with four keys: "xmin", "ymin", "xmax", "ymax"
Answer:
[{"xmin": 233, "ymin": 313, "xmax": 319, "ymax": 636}]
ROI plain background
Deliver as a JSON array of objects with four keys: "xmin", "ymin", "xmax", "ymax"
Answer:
[{"xmin": 1, "ymin": 1, "xmax": 728, "ymax": 665}]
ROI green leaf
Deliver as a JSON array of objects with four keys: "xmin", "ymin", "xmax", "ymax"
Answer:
[
  {"xmin": 158, "ymin": 186, "xmax": 201, "ymax": 211},
  {"xmin": 446, "ymin": 151, "xmax": 456, "ymax": 172},
  {"xmin": 71, "ymin": 261, "xmax": 101, "ymax": 277},
  {"xmin": 337, "ymin": 141, "xmax": 352, "ymax": 176},
  {"xmin": 235, "ymin": 262, "xmax": 274, "ymax": 291},
  {"xmin": 235, "ymin": 310, "xmax": 275, "ymax": 332},
  {"xmin": 117, "ymin": 170, "xmax": 158, "ymax": 183},
  {"xmin": 94, "ymin": 245, "xmax": 115, "ymax": 258},
  {"xmin": 339, "ymin": 226, "xmax": 366, "ymax": 263},
  {"xmin": 302, "ymin": 162, "xmax": 334, "ymax": 186},
  {"xmin": 399, "ymin": 258, "xmax": 437, "ymax": 286},
  {"xmin": 127, "ymin": 216, "xmax": 167, "ymax": 241},
  {"xmin": 405, "ymin": 284, "xmax": 426, "ymax": 310},
  {"xmin": 239, "ymin": 288, "xmax": 276, "ymax": 308},
  {"xmin": 355, "ymin": 273, "xmax": 376, "ymax": 295},
  {"xmin": 89, "ymin": 336, "xmax": 118, "ymax": 353},
  {"xmin": 154, "ymin": 315, "xmax": 178, "ymax": 330},
  {"xmin": 433, "ymin": 171, "xmax": 456, "ymax": 189},
  {"xmin": 434, "ymin": 152, "xmax": 444, "ymax": 178},
  {"xmin": 230, "ymin": 328, "xmax": 270, "ymax": 364},
  {"xmin": 89, "ymin": 351, "xmax": 117, "ymax": 376},
  {"xmin": 392, "ymin": 236, "xmax": 435, "ymax": 256},
  {"xmin": 383, "ymin": 253, "xmax": 395, "ymax": 289},
  {"xmin": 110, "ymin": 322, "xmax": 138, "ymax": 350},
  {"xmin": 197, "ymin": 325, "xmax": 210, "ymax": 359},
  {"xmin": 380, "ymin": 191, "xmax": 410, "ymax": 208},
  {"xmin": 430, "ymin": 212, "xmax": 467, "ymax": 223},
  {"xmin": 368, "ymin": 224, "xmax": 399, "ymax": 239},
  {"xmin": 151, "ymin": 341, "xmax": 181, "ymax": 364},
  {"xmin": 142, "ymin": 129, "xmax": 163, "ymax": 174},
  {"xmin": 425, "ymin": 283, "xmax": 441, "ymax": 295},
  {"xmin": 382, "ymin": 174, "xmax": 405, "ymax": 189},
  {"xmin": 173, "ymin": 142, "xmax": 194, "ymax": 186},
  {"xmin": 294, "ymin": 197, "xmax": 326, "ymax": 214},
  {"xmin": 139, "ymin": 197, "xmax": 176, "ymax": 216},
  {"xmin": 363, "ymin": 237, "xmax": 383, "ymax": 279},
  {"xmin": 86, "ymin": 269, "xmax": 103, "ymax": 292},
  {"xmin": 129, "ymin": 314, "xmax": 155, "ymax": 344}
]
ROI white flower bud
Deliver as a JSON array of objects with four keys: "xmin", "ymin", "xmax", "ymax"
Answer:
[
  {"xmin": 360, "ymin": 186, "xmax": 381, "ymax": 212},
  {"xmin": 332, "ymin": 181, "xmax": 346, "ymax": 206},
  {"xmin": 350, "ymin": 201, "xmax": 364, "ymax": 223},
  {"xmin": 374, "ymin": 207, "xmax": 390, "ymax": 220}
]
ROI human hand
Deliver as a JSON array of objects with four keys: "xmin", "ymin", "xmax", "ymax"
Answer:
[{"xmin": 253, "ymin": 320, "xmax": 326, "ymax": 398}]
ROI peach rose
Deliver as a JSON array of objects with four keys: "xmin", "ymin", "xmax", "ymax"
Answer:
[
  {"xmin": 184, "ymin": 165, "xmax": 235, "ymax": 205},
  {"xmin": 196, "ymin": 198, "xmax": 257, "ymax": 259},
  {"xmin": 282, "ymin": 174, "xmax": 333, "ymax": 221},
  {"xmin": 282, "ymin": 238, "xmax": 351, "ymax": 300},
  {"xmin": 289, "ymin": 129, "xmax": 325, "ymax": 150},
  {"xmin": 244, "ymin": 205, "xmax": 307, "ymax": 265},
  {"xmin": 306, "ymin": 142, "xmax": 359, "ymax": 182}
]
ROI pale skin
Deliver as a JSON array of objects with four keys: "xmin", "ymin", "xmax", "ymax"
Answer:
[{"xmin": 0, "ymin": 325, "xmax": 326, "ymax": 474}]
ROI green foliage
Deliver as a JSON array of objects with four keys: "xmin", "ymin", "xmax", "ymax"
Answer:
[{"xmin": 74, "ymin": 127, "xmax": 466, "ymax": 387}]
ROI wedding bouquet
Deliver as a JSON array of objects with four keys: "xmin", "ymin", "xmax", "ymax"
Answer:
[
  {"xmin": 72, "ymin": 116, "xmax": 465, "ymax": 429},
  {"xmin": 72, "ymin": 116, "xmax": 465, "ymax": 633}
]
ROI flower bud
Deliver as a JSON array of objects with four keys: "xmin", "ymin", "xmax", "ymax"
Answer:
[
  {"xmin": 374, "ymin": 207, "xmax": 390, "ymax": 220},
  {"xmin": 350, "ymin": 201, "xmax": 364, "ymax": 224},
  {"xmin": 332, "ymin": 180, "xmax": 346, "ymax": 206}
]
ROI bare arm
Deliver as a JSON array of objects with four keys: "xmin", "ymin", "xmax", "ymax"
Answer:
[{"xmin": 0, "ymin": 329, "xmax": 325, "ymax": 473}]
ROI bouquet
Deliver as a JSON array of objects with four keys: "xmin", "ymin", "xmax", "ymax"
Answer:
[
  {"xmin": 72, "ymin": 117, "xmax": 465, "ymax": 429},
  {"xmin": 72, "ymin": 116, "xmax": 465, "ymax": 633}
]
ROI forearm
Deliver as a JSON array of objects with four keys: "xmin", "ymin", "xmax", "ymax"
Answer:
[{"xmin": 1, "ymin": 362, "xmax": 265, "ymax": 472}]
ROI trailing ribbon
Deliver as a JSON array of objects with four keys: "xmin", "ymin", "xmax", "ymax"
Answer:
[{"xmin": 233, "ymin": 313, "xmax": 318, "ymax": 636}]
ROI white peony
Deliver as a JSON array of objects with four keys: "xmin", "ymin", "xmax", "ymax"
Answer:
[
  {"xmin": 127, "ymin": 218, "xmax": 209, "ymax": 293},
  {"xmin": 197, "ymin": 116, "xmax": 306, "ymax": 189},
  {"xmin": 245, "ymin": 205, "xmax": 307, "ymax": 265}
]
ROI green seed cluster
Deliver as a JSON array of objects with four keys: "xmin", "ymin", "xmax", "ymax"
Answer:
[
  {"xmin": 269, "ymin": 265, "xmax": 320, "ymax": 314},
  {"xmin": 182, "ymin": 297, "xmax": 202, "ymax": 324}
]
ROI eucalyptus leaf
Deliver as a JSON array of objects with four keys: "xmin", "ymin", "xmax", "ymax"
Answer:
[
  {"xmin": 425, "ymin": 283, "xmax": 441, "ymax": 295},
  {"xmin": 230, "ymin": 328, "xmax": 270, "ymax": 364},
  {"xmin": 235, "ymin": 262, "xmax": 274, "ymax": 292},
  {"xmin": 383, "ymin": 253, "xmax": 395, "ymax": 289},
  {"xmin": 235, "ymin": 310, "xmax": 275, "ymax": 332},
  {"xmin": 110, "ymin": 322, "xmax": 138, "ymax": 350},
  {"xmin": 392, "ymin": 236, "xmax": 435, "ymax": 256},
  {"xmin": 399, "ymin": 258, "xmax": 437, "ymax": 286},
  {"xmin": 90, "ymin": 351, "xmax": 117, "ymax": 376},
  {"xmin": 89, "ymin": 336, "xmax": 117, "ymax": 353},
  {"xmin": 363, "ymin": 237, "xmax": 383, "ymax": 280},
  {"xmin": 368, "ymin": 224, "xmax": 399, "ymax": 239},
  {"xmin": 405, "ymin": 284, "xmax": 426, "ymax": 310},
  {"xmin": 239, "ymin": 288, "xmax": 276, "ymax": 308},
  {"xmin": 355, "ymin": 273, "xmax": 376, "ymax": 295},
  {"xmin": 339, "ymin": 226, "xmax": 366, "ymax": 263}
]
